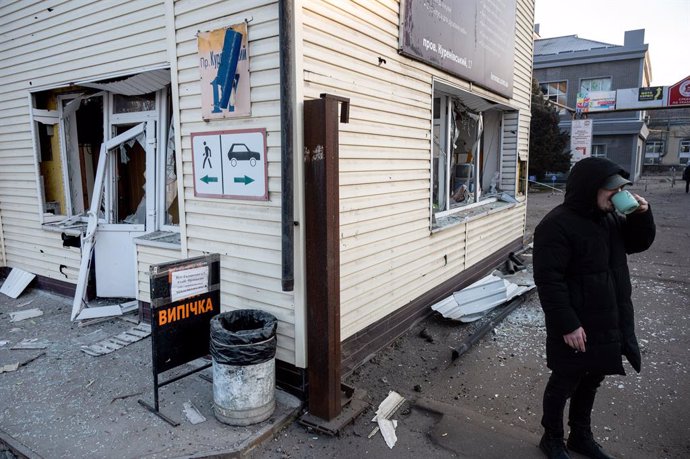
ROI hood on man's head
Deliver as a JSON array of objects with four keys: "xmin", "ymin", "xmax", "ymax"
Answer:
[{"xmin": 563, "ymin": 157, "xmax": 630, "ymax": 215}]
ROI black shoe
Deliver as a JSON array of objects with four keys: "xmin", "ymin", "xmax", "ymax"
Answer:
[
  {"xmin": 539, "ymin": 433, "xmax": 571, "ymax": 459},
  {"xmin": 567, "ymin": 431, "xmax": 613, "ymax": 459}
]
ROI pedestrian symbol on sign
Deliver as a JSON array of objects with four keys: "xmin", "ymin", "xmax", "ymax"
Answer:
[{"xmin": 203, "ymin": 142, "xmax": 212, "ymax": 169}]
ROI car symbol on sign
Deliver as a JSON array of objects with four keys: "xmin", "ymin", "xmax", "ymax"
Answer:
[{"xmin": 227, "ymin": 143, "xmax": 260, "ymax": 167}]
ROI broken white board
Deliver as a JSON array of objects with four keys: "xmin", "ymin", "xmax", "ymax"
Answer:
[
  {"xmin": 0, "ymin": 268, "xmax": 35, "ymax": 299},
  {"xmin": 372, "ymin": 391, "xmax": 405, "ymax": 422},
  {"xmin": 0, "ymin": 363, "xmax": 20, "ymax": 374},
  {"xmin": 10, "ymin": 338, "xmax": 49, "ymax": 350},
  {"xmin": 120, "ymin": 300, "xmax": 138, "ymax": 314},
  {"xmin": 75, "ymin": 305, "xmax": 123, "ymax": 321},
  {"xmin": 182, "ymin": 402, "xmax": 207, "ymax": 425},
  {"xmin": 80, "ymin": 323, "xmax": 151, "ymax": 356},
  {"xmin": 369, "ymin": 391, "xmax": 405, "ymax": 444},
  {"xmin": 9, "ymin": 308, "xmax": 43, "ymax": 322},
  {"xmin": 378, "ymin": 419, "xmax": 398, "ymax": 449}
]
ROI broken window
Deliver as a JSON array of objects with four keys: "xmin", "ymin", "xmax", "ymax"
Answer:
[
  {"xmin": 31, "ymin": 91, "xmax": 104, "ymax": 222},
  {"xmin": 432, "ymin": 90, "xmax": 504, "ymax": 218},
  {"xmin": 431, "ymin": 80, "xmax": 522, "ymax": 229},
  {"xmin": 30, "ymin": 77, "xmax": 177, "ymax": 231},
  {"xmin": 160, "ymin": 120, "xmax": 179, "ymax": 228}
]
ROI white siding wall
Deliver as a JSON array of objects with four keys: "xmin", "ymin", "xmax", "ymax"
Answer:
[
  {"xmin": 501, "ymin": 111, "xmax": 519, "ymax": 193},
  {"xmin": 136, "ymin": 244, "xmax": 183, "ymax": 303},
  {"xmin": 302, "ymin": 0, "xmax": 533, "ymax": 339},
  {"xmin": 514, "ymin": 0, "xmax": 534, "ymax": 162},
  {"xmin": 172, "ymin": 0, "xmax": 296, "ymax": 364},
  {"xmin": 0, "ymin": 0, "xmax": 168, "ymax": 279}
]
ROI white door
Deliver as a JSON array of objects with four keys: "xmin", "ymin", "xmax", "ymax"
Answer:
[
  {"xmin": 95, "ymin": 121, "xmax": 157, "ymax": 297},
  {"xmin": 72, "ymin": 122, "xmax": 150, "ymax": 319}
]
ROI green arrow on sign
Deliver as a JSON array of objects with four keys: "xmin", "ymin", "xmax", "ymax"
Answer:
[
  {"xmin": 234, "ymin": 175, "xmax": 255, "ymax": 185},
  {"xmin": 200, "ymin": 175, "xmax": 218, "ymax": 184}
]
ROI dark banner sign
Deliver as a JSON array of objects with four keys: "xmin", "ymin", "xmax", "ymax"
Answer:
[
  {"xmin": 149, "ymin": 254, "xmax": 221, "ymax": 372},
  {"xmin": 139, "ymin": 254, "xmax": 221, "ymax": 425},
  {"xmin": 638, "ymin": 86, "xmax": 663, "ymax": 101},
  {"xmin": 399, "ymin": 0, "xmax": 517, "ymax": 98}
]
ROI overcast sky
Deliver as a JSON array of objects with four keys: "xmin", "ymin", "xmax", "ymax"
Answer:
[{"xmin": 534, "ymin": 0, "xmax": 690, "ymax": 86}]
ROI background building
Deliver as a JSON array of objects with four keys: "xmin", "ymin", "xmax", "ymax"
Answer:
[
  {"xmin": 644, "ymin": 107, "xmax": 690, "ymax": 169},
  {"xmin": 533, "ymin": 28, "xmax": 651, "ymax": 179}
]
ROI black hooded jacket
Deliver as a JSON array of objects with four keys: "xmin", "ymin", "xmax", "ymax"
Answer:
[{"xmin": 533, "ymin": 158, "xmax": 656, "ymax": 375}]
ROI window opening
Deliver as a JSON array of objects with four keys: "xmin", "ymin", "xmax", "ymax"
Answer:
[
  {"xmin": 580, "ymin": 77, "xmax": 612, "ymax": 93},
  {"xmin": 33, "ymin": 91, "xmax": 105, "ymax": 220},
  {"xmin": 644, "ymin": 140, "xmax": 663, "ymax": 164},
  {"xmin": 113, "ymin": 92, "xmax": 156, "ymax": 113},
  {"xmin": 679, "ymin": 139, "xmax": 690, "ymax": 165},
  {"xmin": 31, "ymin": 77, "xmax": 175, "ymax": 235},
  {"xmin": 539, "ymin": 81, "xmax": 568, "ymax": 114},
  {"xmin": 110, "ymin": 124, "xmax": 147, "ymax": 224},
  {"xmin": 433, "ymin": 92, "xmax": 503, "ymax": 216},
  {"xmin": 162, "ymin": 118, "xmax": 179, "ymax": 226},
  {"xmin": 592, "ymin": 144, "xmax": 607, "ymax": 158}
]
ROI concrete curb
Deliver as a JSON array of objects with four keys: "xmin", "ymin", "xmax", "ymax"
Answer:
[{"xmin": 0, "ymin": 428, "xmax": 44, "ymax": 459}]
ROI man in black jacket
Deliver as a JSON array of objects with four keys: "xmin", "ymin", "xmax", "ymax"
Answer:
[{"xmin": 533, "ymin": 157, "xmax": 656, "ymax": 459}]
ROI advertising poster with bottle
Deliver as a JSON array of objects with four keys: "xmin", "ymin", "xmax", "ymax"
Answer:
[{"xmin": 198, "ymin": 22, "xmax": 250, "ymax": 120}]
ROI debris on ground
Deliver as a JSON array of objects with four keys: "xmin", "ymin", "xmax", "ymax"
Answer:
[
  {"xmin": 10, "ymin": 338, "xmax": 49, "ymax": 350},
  {"xmin": 0, "ymin": 352, "xmax": 45, "ymax": 373},
  {"xmin": 0, "ymin": 362, "xmax": 19, "ymax": 373},
  {"xmin": 369, "ymin": 391, "xmax": 405, "ymax": 448},
  {"xmin": 8, "ymin": 308, "xmax": 43, "ymax": 322},
  {"xmin": 183, "ymin": 401, "xmax": 207, "ymax": 424},
  {"xmin": 419, "ymin": 328, "xmax": 434, "ymax": 343},
  {"xmin": 431, "ymin": 273, "xmax": 534, "ymax": 322},
  {"xmin": 80, "ymin": 323, "xmax": 151, "ymax": 356},
  {"xmin": 0, "ymin": 268, "xmax": 35, "ymax": 299}
]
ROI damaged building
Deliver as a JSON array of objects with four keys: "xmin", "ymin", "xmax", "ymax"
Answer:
[{"xmin": 0, "ymin": 0, "xmax": 535, "ymax": 416}]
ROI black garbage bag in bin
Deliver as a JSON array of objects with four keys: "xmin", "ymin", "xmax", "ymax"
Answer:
[{"xmin": 209, "ymin": 310, "xmax": 277, "ymax": 365}]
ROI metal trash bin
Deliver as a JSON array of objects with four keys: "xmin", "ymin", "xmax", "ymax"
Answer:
[{"xmin": 209, "ymin": 309, "xmax": 277, "ymax": 425}]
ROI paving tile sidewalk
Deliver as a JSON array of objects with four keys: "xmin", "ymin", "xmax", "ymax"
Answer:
[{"xmin": 0, "ymin": 289, "xmax": 300, "ymax": 459}]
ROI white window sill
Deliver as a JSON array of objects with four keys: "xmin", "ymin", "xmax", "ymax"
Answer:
[
  {"xmin": 431, "ymin": 195, "xmax": 519, "ymax": 233},
  {"xmin": 133, "ymin": 231, "xmax": 181, "ymax": 250},
  {"xmin": 42, "ymin": 216, "xmax": 89, "ymax": 237}
]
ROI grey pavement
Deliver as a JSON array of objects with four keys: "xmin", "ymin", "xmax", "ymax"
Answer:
[
  {"xmin": 2, "ymin": 175, "xmax": 689, "ymax": 458},
  {"xmin": 253, "ymin": 175, "xmax": 690, "ymax": 458},
  {"xmin": 0, "ymin": 289, "xmax": 301, "ymax": 459}
]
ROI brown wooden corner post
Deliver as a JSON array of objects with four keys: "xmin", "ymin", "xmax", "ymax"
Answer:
[{"xmin": 304, "ymin": 93, "xmax": 350, "ymax": 420}]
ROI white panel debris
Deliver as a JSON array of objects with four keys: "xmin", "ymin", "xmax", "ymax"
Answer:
[
  {"xmin": 10, "ymin": 339, "xmax": 49, "ymax": 350},
  {"xmin": 369, "ymin": 391, "xmax": 405, "ymax": 448},
  {"xmin": 378, "ymin": 419, "xmax": 398, "ymax": 449},
  {"xmin": 182, "ymin": 402, "xmax": 207, "ymax": 424},
  {"xmin": 9, "ymin": 309, "xmax": 43, "ymax": 322},
  {"xmin": 80, "ymin": 323, "xmax": 151, "ymax": 356},
  {"xmin": 432, "ymin": 273, "xmax": 535, "ymax": 322},
  {"xmin": 75, "ymin": 305, "xmax": 123, "ymax": 321},
  {"xmin": 1, "ymin": 268, "xmax": 35, "ymax": 298},
  {"xmin": 0, "ymin": 363, "xmax": 20, "ymax": 373}
]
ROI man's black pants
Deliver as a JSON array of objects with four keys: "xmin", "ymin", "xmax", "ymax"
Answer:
[{"xmin": 541, "ymin": 371, "xmax": 605, "ymax": 438}]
